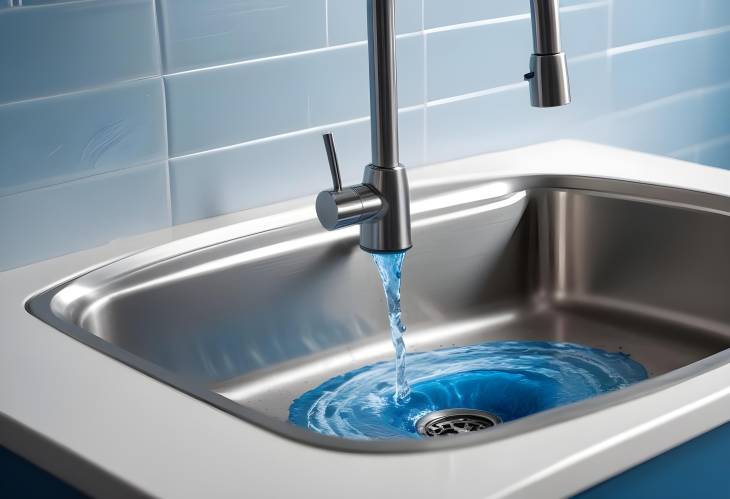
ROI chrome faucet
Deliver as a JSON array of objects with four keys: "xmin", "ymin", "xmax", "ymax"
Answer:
[{"xmin": 316, "ymin": 0, "xmax": 571, "ymax": 253}]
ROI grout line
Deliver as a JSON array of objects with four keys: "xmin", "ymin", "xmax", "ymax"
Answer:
[
  {"xmin": 164, "ymin": 0, "xmax": 612, "ymax": 79},
  {"xmin": 165, "ymin": 31, "xmax": 422, "ymax": 78},
  {"xmin": 607, "ymin": 0, "xmax": 615, "ymax": 108},
  {"xmin": 605, "ymin": 80, "xmax": 730, "ymax": 121},
  {"xmin": 324, "ymin": 0, "xmax": 329, "ymax": 47},
  {"xmin": 608, "ymin": 25, "xmax": 730, "ymax": 56},
  {"xmin": 171, "ymin": 105, "xmax": 426, "ymax": 162},
  {"xmin": 7, "ymin": 0, "xmax": 96, "ymax": 9},
  {"xmin": 421, "ymin": 0, "xmax": 428, "ymax": 164},
  {"xmin": 0, "ymin": 74, "xmax": 161, "ymax": 109},
  {"xmin": 667, "ymin": 144, "xmax": 699, "ymax": 161},
  {"xmin": 163, "ymin": 159, "xmax": 174, "ymax": 226},
  {"xmin": 158, "ymin": 75, "xmax": 173, "ymax": 220},
  {"xmin": 688, "ymin": 134, "xmax": 730, "ymax": 151},
  {"xmin": 613, "ymin": 92, "xmax": 699, "ymax": 117},
  {"xmin": 420, "ymin": 0, "xmax": 424, "ymax": 31},
  {"xmin": 607, "ymin": 0, "xmax": 614, "ymax": 50},
  {"xmin": 668, "ymin": 134, "xmax": 730, "ymax": 163},
  {"xmin": 169, "ymin": 74, "xmax": 730, "ymax": 164},
  {"xmin": 426, "ymin": 81, "xmax": 528, "ymax": 108},
  {"xmin": 424, "ymin": 12, "xmax": 531, "ymax": 35},
  {"xmin": 422, "ymin": 1, "xmax": 608, "ymax": 35},
  {"xmin": 0, "ymin": 157, "xmax": 169, "ymax": 200},
  {"xmin": 151, "ymin": 0, "xmax": 168, "ymax": 76},
  {"xmin": 419, "ymin": 45, "xmax": 680, "ymax": 111},
  {"xmin": 166, "ymin": 41, "xmax": 367, "ymax": 78}
]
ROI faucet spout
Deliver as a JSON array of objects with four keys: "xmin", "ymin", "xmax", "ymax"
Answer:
[
  {"xmin": 367, "ymin": 0, "xmax": 399, "ymax": 169},
  {"xmin": 526, "ymin": 0, "xmax": 571, "ymax": 107}
]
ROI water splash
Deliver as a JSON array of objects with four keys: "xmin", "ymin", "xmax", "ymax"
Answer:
[
  {"xmin": 371, "ymin": 251, "xmax": 409, "ymax": 402},
  {"xmin": 289, "ymin": 341, "xmax": 648, "ymax": 440}
]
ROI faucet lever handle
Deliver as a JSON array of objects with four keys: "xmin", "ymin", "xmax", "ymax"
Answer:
[{"xmin": 322, "ymin": 132, "xmax": 343, "ymax": 192}]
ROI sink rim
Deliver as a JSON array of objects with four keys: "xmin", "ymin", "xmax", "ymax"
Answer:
[{"xmin": 25, "ymin": 173, "xmax": 730, "ymax": 454}]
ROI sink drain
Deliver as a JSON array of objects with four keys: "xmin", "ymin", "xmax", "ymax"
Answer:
[{"xmin": 416, "ymin": 409, "xmax": 501, "ymax": 437}]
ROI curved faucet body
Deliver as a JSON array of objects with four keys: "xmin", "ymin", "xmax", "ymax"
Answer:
[{"xmin": 315, "ymin": 0, "xmax": 570, "ymax": 253}]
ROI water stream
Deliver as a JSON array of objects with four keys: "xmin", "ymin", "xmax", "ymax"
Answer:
[
  {"xmin": 371, "ymin": 251, "xmax": 410, "ymax": 402},
  {"xmin": 288, "ymin": 250, "xmax": 648, "ymax": 440}
]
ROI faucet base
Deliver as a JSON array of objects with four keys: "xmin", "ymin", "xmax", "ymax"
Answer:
[{"xmin": 360, "ymin": 164, "xmax": 412, "ymax": 253}]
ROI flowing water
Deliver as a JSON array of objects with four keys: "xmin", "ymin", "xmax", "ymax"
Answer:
[
  {"xmin": 288, "ymin": 250, "xmax": 648, "ymax": 440},
  {"xmin": 288, "ymin": 341, "xmax": 648, "ymax": 440},
  {"xmin": 371, "ymin": 252, "xmax": 410, "ymax": 402}
]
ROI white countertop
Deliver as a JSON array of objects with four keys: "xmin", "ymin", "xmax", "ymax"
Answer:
[{"xmin": 2, "ymin": 140, "xmax": 730, "ymax": 499}]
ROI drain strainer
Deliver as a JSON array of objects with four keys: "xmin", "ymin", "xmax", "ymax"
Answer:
[{"xmin": 416, "ymin": 409, "xmax": 501, "ymax": 437}]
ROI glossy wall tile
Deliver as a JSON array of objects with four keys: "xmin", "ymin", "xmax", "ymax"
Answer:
[
  {"xmin": 157, "ymin": 0, "xmax": 327, "ymax": 73},
  {"xmin": 0, "ymin": 162, "xmax": 170, "ymax": 271},
  {"xmin": 0, "ymin": 0, "xmax": 729, "ymax": 270},
  {"xmin": 328, "ymin": 0, "xmax": 422, "ymax": 44},
  {"xmin": 0, "ymin": 0, "xmax": 160, "ymax": 104},
  {"xmin": 0, "ymin": 78, "xmax": 167, "ymax": 197},
  {"xmin": 165, "ymin": 34, "xmax": 424, "ymax": 156}
]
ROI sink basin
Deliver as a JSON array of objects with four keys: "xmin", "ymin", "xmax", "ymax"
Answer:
[{"xmin": 27, "ymin": 174, "xmax": 730, "ymax": 452}]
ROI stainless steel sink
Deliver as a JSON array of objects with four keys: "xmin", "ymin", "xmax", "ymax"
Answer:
[{"xmin": 27, "ymin": 175, "xmax": 730, "ymax": 452}]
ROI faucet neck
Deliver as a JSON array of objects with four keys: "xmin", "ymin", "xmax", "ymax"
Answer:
[
  {"xmin": 529, "ymin": 0, "xmax": 562, "ymax": 54},
  {"xmin": 367, "ymin": 0, "xmax": 400, "ymax": 169}
]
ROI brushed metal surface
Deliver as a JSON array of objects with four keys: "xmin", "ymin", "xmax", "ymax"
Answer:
[
  {"xmin": 367, "ymin": 0, "xmax": 399, "ymax": 170},
  {"xmin": 530, "ymin": 0, "xmax": 562, "ymax": 54},
  {"xmin": 527, "ymin": 52, "xmax": 571, "ymax": 107},
  {"xmin": 360, "ymin": 164, "xmax": 412, "ymax": 252},
  {"xmin": 527, "ymin": 0, "xmax": 571, "ymax": 107},
  {"xmin": 27, "ymin": 175, "xmax": 730, "ymax": 453}
]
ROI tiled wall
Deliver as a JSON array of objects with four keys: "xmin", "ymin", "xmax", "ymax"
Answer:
[{"xmin": 1, "ymin": 0, "xmax": 729, "ymax": 270}]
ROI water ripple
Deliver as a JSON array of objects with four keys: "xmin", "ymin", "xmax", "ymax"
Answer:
[{"xmin": 289, "ymin": 341, "xmax": 648, "ymax": 440}]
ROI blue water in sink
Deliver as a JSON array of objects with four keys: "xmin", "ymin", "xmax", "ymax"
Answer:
[
  {"xmin": 288, "ymin": 341, "xmax": 648, "ymax": 440},
  {"xmin": 289, "ymin": 251, "xmax": 647, "ymax": 440}
]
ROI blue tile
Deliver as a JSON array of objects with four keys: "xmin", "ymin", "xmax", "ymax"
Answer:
[
  {"xmin": 696, "ymin": 137, "xmax": 730, "ymax": 170},
  {"xmin": 424, "ymin": 0, "xmax": 600, "ymax": 29},
  {"xmin": 165, "ymin": 34, "xmax": 424, "ymax": 157},
  {"xmin": 611, "ymin": 30, "xmax": 730, "ymax": 110},
  {"xmin": 702, "ymin": 83, "xmax": 730, "ymax": 140},
  {"xmin": 562, "ymin": 3, "xmax": 610, "ymax": 56},
  {"xmin": 427, "ymin": 17, "xmax": 531, "ymax": 101},
  {"xmin": 424, "ymin": 0, "xmax": 524, "ymax": 29},
  {"xmin": 170, "ymin": 108, "xmax": 424, "ymax": 224},
  {"xmin": 702, "ymin": 0, "xmax": 730, "ymax": 29},
  {"xmin": 612, "ymin": 0, "xmax": 730, "ymax": 48},
  {"xmin": 570, "ymin": 91, "xmax": 708, "ymax": 155},
  {"xmin": 427, "ymin": 4, "xmax": 608, "ymax": 101},
  {"xmin": 17, "ymin": 0, "xmax": 89, "ymax": 5},
  {"xmin": 667, "ymin": 147, "xmax": 698, "ymax": 163},
  {"xmin": 0, "ymin": 78, "xmax": 166, "ymax": 197},
  {"xmin": 0, "ymin": 162, "xmax": 171, "ymax": 271},
  {"xmin": 0, "ymin": 0, "xmax": 160, "ymax": 104},
  {"xmin": 328, "ymin": 0, "xmax": 422, "ymax": 45},
  {"xmin": 613, "ymin": 0, "xmax": 704, "ymax": 47},
  {"xmin": 158, "ymin": 0, "xmax": 326, "ymax": 73},
  {"xmin": 426, "ymin": 55, "xmax": 610, "ymax": 163}
]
